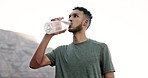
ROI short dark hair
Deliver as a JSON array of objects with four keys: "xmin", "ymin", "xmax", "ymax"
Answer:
[{"xmin": 73, "ymin": 7, "xmax": 93, "ymax": 28}]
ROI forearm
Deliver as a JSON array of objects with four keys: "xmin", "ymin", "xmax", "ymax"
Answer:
[{"xmin": 29, "ymin": 34, "xmax": 53, "ymax": 68}]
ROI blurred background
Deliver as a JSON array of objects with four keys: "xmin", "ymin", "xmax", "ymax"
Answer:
[{"xmin": 0, "ymin": 0, "xmax": 148, "ymax": 78}]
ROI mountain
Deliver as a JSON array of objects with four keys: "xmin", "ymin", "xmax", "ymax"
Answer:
[{"xmin": 0, "ymin": 29, "xmax": 55, "ymax": 78}]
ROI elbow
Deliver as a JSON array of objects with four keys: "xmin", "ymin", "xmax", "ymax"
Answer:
[
  {"xmin": 29, "ymin": 65, "xmax": 38, "ymax": 69},
  {"xmin": 29, "ymin": 62, "xmax": 40, "ymax": 69}
]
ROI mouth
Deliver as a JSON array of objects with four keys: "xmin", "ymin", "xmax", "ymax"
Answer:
[
  {"xmin": 68, "ymin": 25, "xmax": 71, "ymax": 29},
  {"xmin": 68, "ymin": 23, "xmax": 72, "ymax": 28}
]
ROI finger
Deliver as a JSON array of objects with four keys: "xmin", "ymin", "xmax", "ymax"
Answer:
[
  {"xmin": 59, "ymin": 29, "xmax": 67, "ymax": 33},
  {"xmin": 58, "ymin": 17, "xmax": 64, "ymax": 21},
  {"xmin": 56, "ymin": 29, "xmax": 66, "ymax": 34},
  {"xmin": 51, "ymin": 17, "xmax": 64, "ymax": 21},
  {"xmin": 50, "ymin": 17, "xmax": 59, "ymax": 21},
  {"xmin": 51, "ymin": 29, "xmax": 67, "ymax": 35}
]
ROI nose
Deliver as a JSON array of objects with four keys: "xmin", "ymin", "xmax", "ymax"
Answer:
[
  {"xmin": 69, "ymin": 19, "xmax": 72, "ymax": 22},
  {"xmin": 69, "ymin": 16, "xmax": 73, "ymax": 22}
]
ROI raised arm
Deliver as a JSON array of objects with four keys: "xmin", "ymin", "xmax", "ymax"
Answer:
[
  {"xmin": 29, "ymin": 34, "xmax": 53, "ymax": 69},
  {"xmin": 29, "ymin": 17, "xmax": 66, "ymax": 69}
]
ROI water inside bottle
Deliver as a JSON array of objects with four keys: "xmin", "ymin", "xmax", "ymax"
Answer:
[{"xmin": 44, "ymin": 21, "xmax": 70, "ymax": 34}]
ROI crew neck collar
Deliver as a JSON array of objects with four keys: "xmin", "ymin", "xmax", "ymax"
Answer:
[{"xmin": 72, "ymin": 38, "xmax": 90, "ymax": 45}]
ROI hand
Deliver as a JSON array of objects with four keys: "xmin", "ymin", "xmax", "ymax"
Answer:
[
  {"xmin": 49, "ymin": 17, "xmax": 67, "ymax": 35},
  {"xmin": 50, "ymin": 29, "xmax": 67, "ymax": 35},
  {"xmin": 51, "ymin": 17, "xmax": 64, "ymax": 21}
]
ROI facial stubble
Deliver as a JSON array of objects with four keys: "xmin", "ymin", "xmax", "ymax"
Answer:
[{"xmin": 68, "ymin": 23, "xmax": 82, "ymax": 33}]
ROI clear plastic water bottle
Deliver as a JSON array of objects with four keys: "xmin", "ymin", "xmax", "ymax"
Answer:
[{"xmin": 44, "ymin": 20, "xmax": 70, "ymax": 34}]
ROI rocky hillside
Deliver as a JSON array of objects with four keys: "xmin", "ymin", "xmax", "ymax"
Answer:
[{"xmin": 0, "ymin": 29, "xmax": 55, "ymax": 78}]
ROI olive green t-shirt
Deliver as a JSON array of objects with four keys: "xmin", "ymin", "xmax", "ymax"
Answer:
[{"xmin": 46, "ymin": 39, "xmax": 115, "ymax": 78}]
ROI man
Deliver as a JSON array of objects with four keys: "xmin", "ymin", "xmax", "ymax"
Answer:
[{"xmin": 30, "ymin": 7, "xmax": 115, "ymax": 78}]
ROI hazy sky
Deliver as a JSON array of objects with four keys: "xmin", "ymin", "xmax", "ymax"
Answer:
[{"xmin": 0, "ymin": 0, "xmax": 148, "ymax": 78}]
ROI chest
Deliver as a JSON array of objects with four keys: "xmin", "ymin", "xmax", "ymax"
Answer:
[{"xmin": 63, "ymin": 46, "xmax": 101, "ymax": 67}]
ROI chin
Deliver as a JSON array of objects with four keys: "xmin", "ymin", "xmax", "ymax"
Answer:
[
  {"xmin": 68, "ymin": 28, "xmax": 73, "ymax": 32},
  {"xmin": 68, "ymin": 26, "xmax": 73, "ymax": 31}
]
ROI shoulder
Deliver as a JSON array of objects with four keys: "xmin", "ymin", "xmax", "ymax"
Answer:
[
  {"xmin": 55, "ymin": 45, "xmax": 68, "ymax": 50},
  {"xmin": 88, "ymin": 39, "xmax": 107, "ymax": 48}
]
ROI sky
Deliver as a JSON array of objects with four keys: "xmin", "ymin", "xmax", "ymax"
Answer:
[{"xmin": 0, "ymin": 0, "xmax": 148, "ymax": 78}]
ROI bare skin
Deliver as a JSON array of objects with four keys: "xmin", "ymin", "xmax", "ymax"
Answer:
[{"xmin": 29, "ymin": 10, "xmax": 115, "ymax": 78}]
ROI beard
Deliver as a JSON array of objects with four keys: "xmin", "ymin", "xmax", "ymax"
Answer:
[{"xmin": 68, "ymin": 23, "xmax": 82, "ymax": 33}]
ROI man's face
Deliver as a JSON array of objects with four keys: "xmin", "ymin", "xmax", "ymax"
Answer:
[{"xmin": 68, "ymin": 10, "xmax": 84, "ymax": 33}]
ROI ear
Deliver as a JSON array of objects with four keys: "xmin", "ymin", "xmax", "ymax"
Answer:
[{"xmin": 83, "ymin": 19, "xmax": 89, "ymax": 27}]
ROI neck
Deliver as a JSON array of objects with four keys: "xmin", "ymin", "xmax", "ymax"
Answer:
[{"xmin": 73, "ymin": 32, "xmax": 88, "ymax": 44}]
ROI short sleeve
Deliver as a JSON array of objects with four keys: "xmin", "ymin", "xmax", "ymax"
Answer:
[
  {"xmin": 100, "ymin": 43, "xmax": 115, "ymax": 74},
  {"xmin": 46, "ymin": 50, "xmax": 56, "ymax": 67}
]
